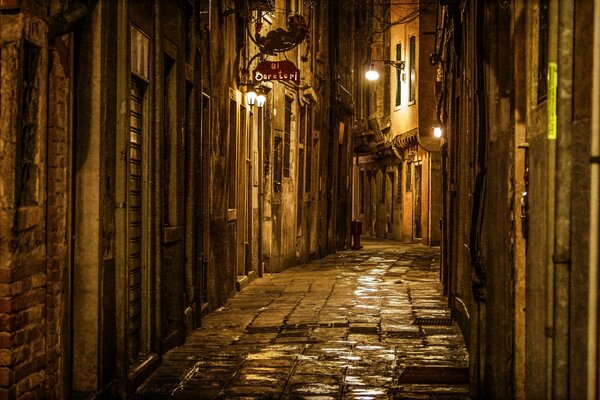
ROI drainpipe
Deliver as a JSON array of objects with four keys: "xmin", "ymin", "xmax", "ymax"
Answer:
[
  {"xmin": 587, "ymin": 0, "xmax": 600, "ymax": 397},
  {"xmin": 552, "ymin": 0, "xmax": 574, "ymax": 397},
  {"xmin": 546, "ymin": 0, "xmax": 558, "ymax": 396}
]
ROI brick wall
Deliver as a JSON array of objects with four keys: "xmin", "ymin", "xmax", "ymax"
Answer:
[
  {"xmin": 0, "ymin": 8, "xmax": 68, "ymax": 399},
  {"xmin": 43, "ymin": 35, "xmax": 71, "ymax": 400}
]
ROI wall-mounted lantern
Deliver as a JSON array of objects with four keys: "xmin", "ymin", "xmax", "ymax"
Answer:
[
  {"xmin": 246, "ymin": 89, "xmax": 258, "ymax": 107},
  {"xmin": 365, "ymin": 64, "xmax": 380, "ymax": 81},
  {"xmin": 365, "ymin": 59, "xmax": 405, "ymax": 81},
  {"xmin": 256, "ymin": 93, "xmax": 267, "ymax": 108},
  {"xmin": 245, "ymin": 85, "xmax": 268, "ymax": 108}
]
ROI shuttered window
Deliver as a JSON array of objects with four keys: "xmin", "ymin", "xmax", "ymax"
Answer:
[
  {"xmin": 395, "ymin": 43, "xmax": 402, "ymax": 107},
  {"xmin": 409, "ymin": 36, "xmax": 416, "ymax": 102},
  {"xmin": 128, "ymin": 78, "xmax": 145, "ymax": 361}
]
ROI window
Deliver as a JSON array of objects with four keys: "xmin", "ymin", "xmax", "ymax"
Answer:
[
  {"xmin": 283, "ymin": 96, "xmax": 292, "ymax": 178},
  {"xmin": 228, "ymin": 97, "xmax": 238, "ymax": 209},
  {"xmin": 395, "ymin": 43, "xmax": 402, "ymax": 107},
  {"xmin": 537, "ymin": 0, "xmax": 549, "ymax": 103},
  {"xmin": 409, "ymin": 36, "xmax": 416, "ymax": 103}
]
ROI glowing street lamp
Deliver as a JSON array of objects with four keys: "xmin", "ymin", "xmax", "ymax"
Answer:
[
  {"xmin": 365, "ymin": 63, "xmax": 380, "ymax": 81},
  {"xmin": 246, "ymin": 89, "xmax": 257, "ymax": 107},
  {"xmin": 256, "ymin": 93, "xmax": 267, "ymax": 108}
]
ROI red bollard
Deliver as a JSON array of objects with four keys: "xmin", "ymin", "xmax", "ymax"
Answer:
[{"xmin": 351, "ymin": 220, "xmax": 362, "ymax": 250}]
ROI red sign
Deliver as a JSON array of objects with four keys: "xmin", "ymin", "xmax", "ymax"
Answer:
[{"xmin": 253, "ymin": 60, "xmax": 300, "ymax": 84}]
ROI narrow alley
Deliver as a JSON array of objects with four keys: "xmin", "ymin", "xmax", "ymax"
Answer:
[
  {"xmin": 3, "ymin": 0, "xmax": 600, "ymax": 399},
  {"xmin": 136, "ymin": 241, "xmax": 468, "ymax": 399}
]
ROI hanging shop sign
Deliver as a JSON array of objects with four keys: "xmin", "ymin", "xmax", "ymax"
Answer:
[{"xmin": 253, "ymin": 60, "xmax": 300, "ymax": 84}]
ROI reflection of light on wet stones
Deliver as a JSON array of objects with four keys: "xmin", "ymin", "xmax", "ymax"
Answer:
[
  {"xmin": 136, "ymin": 242, "xmax": 469, "ymax": 400},
  {"xmin": 349, "ymin": 387, "xmax": 387, "ymax": 395},
  {"xmin": 345, "ymin": 375, "xmax": 366, "ymax": 385},
  {"xmin": 290, "ymin": 383, "xmax": 340, "ymax": 395}
]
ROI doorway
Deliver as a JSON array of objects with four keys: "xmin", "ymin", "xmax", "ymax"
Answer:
[{"xmin": 414, "ymin": 162, "xmax": 423, "ymax": 240}]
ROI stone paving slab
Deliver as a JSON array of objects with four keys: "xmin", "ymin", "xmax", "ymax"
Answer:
[{"xmin": 136, "ymin": 240, "xmax": 470, "ymax": 400}]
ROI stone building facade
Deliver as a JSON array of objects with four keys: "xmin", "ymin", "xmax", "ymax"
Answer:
[
  {"xmin": 353, "ymin": 0, "xmax": 441, "ymax": 245},
  {"xmin": 0, "ymin": 0, "xmax": 370, "ymax": 398},
  {"xmin": 437, "ymin": 0, "xmax": 596, "ymax": 398}
]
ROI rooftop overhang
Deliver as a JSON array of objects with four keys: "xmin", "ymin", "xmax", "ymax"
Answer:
[
  {"xmin": 392, "ymin": 128, "xmax": 419, "ymax": 149},
  {"xmin": 354, "ymin": 127, "xmax": 441, "ymax": 162}
]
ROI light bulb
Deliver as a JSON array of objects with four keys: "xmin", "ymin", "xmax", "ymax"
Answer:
[
  {"xmin": 365, "ymin": 68, "xmax": 380, "ymax": 81},
  {"xmin": 246, "ymin": 90, "xmax": 257, "ymax": 106},
  {"xmin": 256, "ymin": 94, "xmax": 266, "ymax": 108}
]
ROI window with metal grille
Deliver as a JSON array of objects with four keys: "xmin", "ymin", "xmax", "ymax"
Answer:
[
  {"xmin": 409, "ymin": 36, "xmax": 416, "ymax": 103},
  {"xmin": 395, "ymin": 43, "xmax": 402, "ymax": 107}
]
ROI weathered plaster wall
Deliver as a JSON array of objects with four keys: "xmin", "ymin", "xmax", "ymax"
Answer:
[{"xmin": 0, "ymin": 9, "xmax": 52, "ymax": 399}]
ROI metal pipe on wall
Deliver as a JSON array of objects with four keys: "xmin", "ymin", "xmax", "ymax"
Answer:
[
  {"xmin": 587, "ymin": 0, "xmax": 600, "ymax": 397},
  {"xmin": 552, "ymin": 0, "xmax": 574, "ymax": 397},
  {"xmin": 546, "ymin": 0, "xmax": 559, "ymax": 395}
]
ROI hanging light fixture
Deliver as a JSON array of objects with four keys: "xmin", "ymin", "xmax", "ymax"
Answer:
[
  {"xmin": 246, "ymin": 88, "xmax": 257, "ymax": 107},
  {"xmin": 256, "ymin": 92, "xmax": 267, "ymax": 108},
  {"xmin": 433, "ymin": 126, "xmax": 442, "ymax": 138},
  {"xmin": 365, "ymin": 63, "xmax": 380, "ymax": 81}
]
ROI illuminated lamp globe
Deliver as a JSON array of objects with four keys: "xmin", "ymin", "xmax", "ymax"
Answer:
[
  {"xmin": 246, "ymin": 90, "xmax": 257, "ymax": 106},
  {"xmin": 365, "ymin": 68, "xmax": 380, "ymax": 81},
  {"xmin": 256, "ymin": 93, "xmax": 267, "ymax": 108},
  {"xmin": 433, "ymin": 127, "xmax": 442, "ymax": 138}
]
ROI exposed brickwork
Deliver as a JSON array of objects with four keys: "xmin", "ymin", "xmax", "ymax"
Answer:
[
  {"xmin": 43, "ymin": 32, "xmax": 70, "ymax": 400},
  {"xmin": 0, "ymin": 4, "xmax": 69, "ymax": 399}
]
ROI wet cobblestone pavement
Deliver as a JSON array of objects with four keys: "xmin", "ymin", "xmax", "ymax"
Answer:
[{"xmin": 136, "ymin": 240, "xmax": 470, "ymax": 399}]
